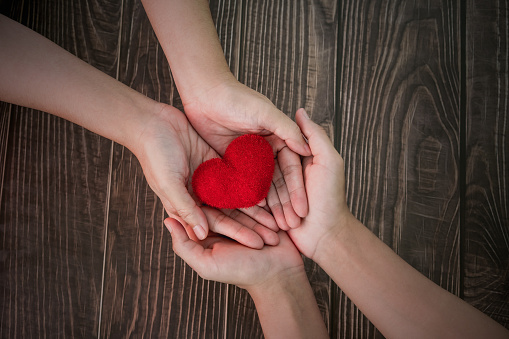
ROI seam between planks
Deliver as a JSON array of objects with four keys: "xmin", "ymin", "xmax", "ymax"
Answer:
[
  {"xmin": 97, "ymin": 0, "xmax": 125, "ymax": 337},
  {"xmin": 331, "ymin": 0, "xmax": 343, "ymax": 335},
  {"xmin": 459, "ymin": 0, "xmax": 467, "ymax": 301},
  {"xmin": 0, "ymin": 106, "xmax": 12, "ymax": 208}
]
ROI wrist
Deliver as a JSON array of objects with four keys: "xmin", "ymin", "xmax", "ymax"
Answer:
[
  {"xmin": 312, "ymin": 212, "xmax": 359, "ymax": 266},
  {"xmin": 119, "ymin": 97, "xmax": 168, "ymax": 154},
  {"xmin": 246, "ymin": 265, "xmax": 329, "ymax": 339},
  {"xmin": 246, "ymin": 265, "xmax": 307, "ymax": 300},
  {"xmin": 179, "ymin": 69, "xmax": 237, "ymax": 108}
]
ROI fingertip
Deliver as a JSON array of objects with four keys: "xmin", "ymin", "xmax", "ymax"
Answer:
[
  {"xmin": 266, "ymin": 231, "xmax": 280, "ymax": 246},
  {"xmin": 164, "ymin": 217, "xmax": 179, "ymax": 232},
  {"xmin": 286, "ymin": 135, "xmax": 311, "ymax": 157},
  {"xmin": 298, "ymin": 107, "xmax": 310, "ymax": 119},
  {"xmin": 184, "ymin": 206, "xmax": 209, "ymax": 240},
  {"xmin": 272, "ymin": 206, "xmax": 290, "ymax": 231},
  {"xmin": 251, "ymin": 234, "xmax": 265, "ymax": 250},
  {"xmin": 168, "ymin": 184, "xmax": 210, "ymax": 239},
  {"xmin": 193, "ymin": 224, "xmax": 207, "ymax": 240},
  {"xmin": 253, "ymin": 225, "xmax": 280, "ymax": 246},
  {"xmin": 164, "ymin": 218, "xmax": 187, "ymax": 240},
  {"xmin": 269, "ymin": 109, "xmax": 311, "ymax": 157},
  {"xmin": 288, "ymin": 187, "xmax": 309, "ymax": 219},
  {"xmin": 288, "ymin": 215, "xmax": 302, "ymax": 229},
  {"xmin": 257, "ymin": 198, "xmax": 267, "ymax": 207},
  {"xmin": 163, "ymin": 218, "xmax": 173, "ymax": 233},
  {"xmin": 294, "ymin": 199, "xmax": 309, "ymax": 218},
  {"xmin": 295, "ymin": 108, "xmax": 312, "ymax": 135}
]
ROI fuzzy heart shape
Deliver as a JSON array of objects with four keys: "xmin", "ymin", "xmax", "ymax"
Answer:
[{"xmin": 192, "ymin": 134, "xmax": 275, "ymax": 209}]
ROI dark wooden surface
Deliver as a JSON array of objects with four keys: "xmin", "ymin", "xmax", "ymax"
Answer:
[
  {"xmin": 0, "ymin": 0, "xmax": 507, "ymax": 338},
  {"xmin": 464, "ymin": 0, "xmax": 509, "ymax": 327}
]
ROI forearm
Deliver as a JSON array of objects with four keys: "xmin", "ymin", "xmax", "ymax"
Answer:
[
  {"xmin": 315, "ymin": 214, "xmax": 508, "ymax": 339},
  {"xmin": 0, "ymin": 15, "xmax": 158, "ymax": 149},
  {"xmin": 141, "ymin": 0, "xmax": 235, "ymax": 104},
  {"xmin": 247, "ymin": 268, "xmax": 328, "ymax": 339}
]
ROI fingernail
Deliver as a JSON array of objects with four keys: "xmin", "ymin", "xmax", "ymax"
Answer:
[
  {"xmin": 301, "ymin": 108, "xmax": 310, "ymax": 119},
  {"xmin": 305, "ymin": 143, "xmax": 311, "ymax": 154},
  {"xmin": 193, "ymin": 225, "xmax": 206, "ymax": 240},
  {"xmin": 164, "ymin": 219, "xmax": 173, "ymax": 233}
]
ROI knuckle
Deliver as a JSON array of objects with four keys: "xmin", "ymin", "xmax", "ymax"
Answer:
[
  {"xmin": 273, "ymin": 176, "xmax": 286, "ymax": 190},
  {"xmin": 269, "ymin": 200, "xmax": 283, "ymax": 212},
  {"xmin": 280, "ymin": 164, "xmax": 302, "ymax": 178},
  {"xmin": 212, "ymin": 213, "xmax": 228, "ymax": 231},
  {"xmin": 176, "ymin": 207, "xmax": 194, "ymax": 222},
  {"xmin": 282, "ymin": 199, "xmax": 293, "ymax": 210},
  {"xmin": 228, "ymin": 209, "xmax": 241, "ymax": 221}
]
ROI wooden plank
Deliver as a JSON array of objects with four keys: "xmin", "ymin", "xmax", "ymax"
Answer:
[
  {"xmin": 0, "ymin": 0, "xmax": 121, "ymax": 337},
  {"xmin": 0, "ymin": 102, "xmax": 11, "ymax": 206},
  {"xmin": 335, "ymin": 1, "xmax": 461, "ymax": 337},
  {"xmin": 226, "ymin": 1, "xmax": 338, "ymax": 337},
  {"xmin": 209, "ymin": 0, "xmax": 242, "ymax": 77},
  {"xmin": 98, "ymin": 1, "xmax": 230, "ymax": 337},
  {"xmin": 464, "ymin": 0, "xmax": 509, "ymax": 328}
]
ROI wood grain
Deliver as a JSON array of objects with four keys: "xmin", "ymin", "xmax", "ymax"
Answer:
[
  {"xmin": 0, "ymin": 102, "xmax": 10, "ymax": 206},
  {"xmin": 464, "ymin": 0, "xmax": 509, "ymax": 328},
  {"xmin": 335, "ymin": 1, "xmax": 461, "ymax": 337},
  {"xmin": 2, "ymin": 0, "xmax": 509, "ymax": 336},
  {"xmin": 0, "ymin": 0, "xmax": 121, "ymax": 337},
  {"xmin": 225, "ymin": 1, "xmax": 338, "ymax": 337},
  {"xmin": 98, "ymin": 1, "xmax": 229, "ymax": 337},
  {"xmin": 210, "ymin": 0, "xmax": 242, "ymax": 77}
]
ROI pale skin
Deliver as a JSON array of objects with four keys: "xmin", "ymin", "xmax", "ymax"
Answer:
[
  {"xmin": 169, "ymin": 108, "xmax": 509, "ymax": 338},
  {"xmin": 141, "ymin": 0, "xmax": 311, "ymax": 231},
  {"xmin": 0, "ymin": 14, "xmax": 281, "ymax": 248}
]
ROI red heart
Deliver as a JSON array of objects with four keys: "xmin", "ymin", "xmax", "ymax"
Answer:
[{"xmin": 192, "ymin": 134, "xmax": 275, "ymax": 209}]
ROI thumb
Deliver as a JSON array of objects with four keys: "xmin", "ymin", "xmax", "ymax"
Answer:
[
  {"xmin": 262, "ymin": 107, "xmax": 311, "ymax": 156},
  {"xmin": 164, "ymin": 218, "xmax": 209, "ymax": 274},
  {"xmin": 164, "ymin": 181, "xmax": 209, "ymax": 240},
  {"xmin": 295, "ymin": 108, "xmax": 337, "ymax": 159}
]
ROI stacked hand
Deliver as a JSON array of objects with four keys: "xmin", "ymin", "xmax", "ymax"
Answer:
[
  {"xmin": 182, "ymin": 79, "xmax": 311, "ymax": 230},
  {"xmin": 165, "ymin": 107, "xmax": 334, "ymax": 338},
  {"xmin": 167, "ymin": 107, "xmax": 347, "ymax": 283},
  {"xmin": 132, "ymin": 103, "xmax": 281, "ymax": 247},
  {"xmin": 165, "ymin": 219, "xmax": 304, "ymax": 289}
]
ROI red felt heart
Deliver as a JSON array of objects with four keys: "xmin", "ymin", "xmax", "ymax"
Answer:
[{"xmin": 192, "ymin": 134, "xmax": 275, "ymax": 209}]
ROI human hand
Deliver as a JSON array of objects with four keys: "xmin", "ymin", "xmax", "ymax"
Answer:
[
  {"xmin": 164, "ymin": 217, "xmax": 304, "ymax": 290},
  {"xmin": 287, "ymin": 108, "xmax": 354, "ymax": 260},
  {"xmin": 182, "ymin": 78, "xmax": 311, "ymax": 230},
  {"xmin": 131, "ymin": 104, "xmax": 279, "ymax": 247}
]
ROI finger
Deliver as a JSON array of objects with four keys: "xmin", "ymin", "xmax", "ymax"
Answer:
[
  {"xmin": 164, "ymin": 181, "xmax": 209, "ymax": 240},
  {"xmin": 166, "ymin": 211, "xmax": 200, "ymax": 243},
  {"xmin": 164, "ymin": 218, "xmax": 212, "ymax": 274},
  {"xmin": 271, "ymin": 162, "xmax": 302, "ymax": 229},
  {"xmin": 295, "ymin": 108, "xmax": 337, "ymax": 160},
  {"xmin": 266, "ymin": 183, "xmax": 290, "ymax": 231},
  {"xmin": 223, "ymin": 209, "xmax": 280, "ymax": 246},
  {"xmin": 257, "ymin": 198, "xmax": 267, "ymax": 207},
  {"xmin": 239, "ymin": 205, "xmax": 279, "ymax": 232},
  {"xmin": 302, "ymin": 154, "xmax": 314, "ymax": 179},
  {"xmin": 202, "ymin": 207, "xmax": 264, "ymax": 249},
  {"xmin": 163, "ymin": 203, "xmax": 200, "ymax": 242},
  {"xmin": 162, "ymin": 201, "xmax": 193, "ymax": 239},
  {"xmin": 261, "ymin": 108, "xmax": 311, "ymax": 156},
  {"xmin": 277, "ymin": 146, "xmax": 308, "ymax": 218}
]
